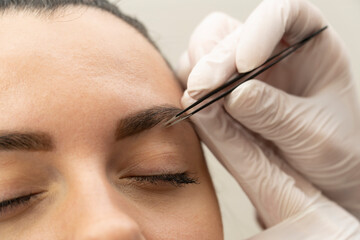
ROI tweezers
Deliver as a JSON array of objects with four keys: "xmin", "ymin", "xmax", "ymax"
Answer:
[{"xmin": 164, "ymin": 26, "xmax": 328, "ymax": 127}]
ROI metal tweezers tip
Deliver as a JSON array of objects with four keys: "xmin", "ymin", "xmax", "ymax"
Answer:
[
  {"xmin": 163, "ymin": 116, "xmax": 178, "ymax": 127},
  {"xmin": 164, "ymin": 114, "xmax": 192, "ymax": 128},
  {"xmin": 165, "ymin": 117, "xmax": 183, "ymax": 128}
]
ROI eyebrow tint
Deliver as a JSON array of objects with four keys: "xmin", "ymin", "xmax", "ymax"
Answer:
[
  {"xmin": 0, "ymin": 132, "xmax": 53, "ymax": 151},
  {"xmin": 115, "ymin": 105, "xmax": 182, "ymax": 139}
]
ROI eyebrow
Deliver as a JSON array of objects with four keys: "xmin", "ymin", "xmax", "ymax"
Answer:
[
  {"xmin": 0, "ymin": 132, "xmax": 53, "ymax": 151},
  {"xmin": 115, "ymin": 105, "xmax": 184, "ymax": 140},
  {"xmin": 0, "ymin": 105, "xmax": 184, "ymax": 152}
]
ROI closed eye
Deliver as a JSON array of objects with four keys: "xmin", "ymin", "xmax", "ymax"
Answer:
[
  {"xmin": 128, "ymin": 172, "xmax": 199, "ymax": 187},
  {"xmin": 0, "ymin": 193, "xmax": 41, "ymax": 219}
]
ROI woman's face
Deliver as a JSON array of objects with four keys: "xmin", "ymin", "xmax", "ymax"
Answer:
[{"xmin": 0, "ymin": 8, "xmax": 222, "ymax": 239}]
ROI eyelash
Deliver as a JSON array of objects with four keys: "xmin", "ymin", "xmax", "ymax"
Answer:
[
  {"xmin": 0, "ymin": 193, "xmax": 39, "ymax": 216},
  {"xmin": 0, "ymin": 173, "xmax": 198, "ymax": 216},
  {"xmin": 130, "ymin": 172, "xmax": 199, "ymax": 187}
]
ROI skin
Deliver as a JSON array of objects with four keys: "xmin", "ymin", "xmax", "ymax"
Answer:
[{"xmin": 0, "ymin": 7, "xmax": 223, "ymax": 240}]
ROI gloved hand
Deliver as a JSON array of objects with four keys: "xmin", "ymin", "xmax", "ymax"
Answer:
[{"xmin": 178, "ymin": 0, "xmax": 360, "ymax": 237}]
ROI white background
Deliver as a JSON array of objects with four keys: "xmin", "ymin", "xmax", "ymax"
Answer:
[{"xmin": 113, "ymin": 1, "xmax": 360, "ymax": 239}]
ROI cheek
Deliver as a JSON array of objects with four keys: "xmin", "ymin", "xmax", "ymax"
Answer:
[
  {"xmin": 22, "ymin": 180, "xmax": 222, "ymax": 240},
  {"xmin": 137, "ymin": 173, "xmax": 223, "ymax": 239}
]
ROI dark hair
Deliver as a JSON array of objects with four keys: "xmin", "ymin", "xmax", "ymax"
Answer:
[{"xmin": 0, "ymin": 0, "xmax": 157, "ymax": 49}]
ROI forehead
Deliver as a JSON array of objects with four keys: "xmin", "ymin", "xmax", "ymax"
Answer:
[{"xmin": 0, "ymin": 7, "xmax": 182, "ymax": 130}]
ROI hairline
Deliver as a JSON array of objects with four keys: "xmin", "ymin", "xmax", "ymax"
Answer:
[
  {"xmin": 0, "ymin": 0, "xmax": 160, "ymax": 51},
  {"xmin": 0, "ymin": 2, "xmax": 175, "ymax": 72}
]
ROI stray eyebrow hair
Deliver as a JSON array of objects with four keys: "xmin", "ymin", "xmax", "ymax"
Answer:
[
  {"xmin": 115, "ymin": 105, "xmax": 185, "ymax": 140},
  {"xmin": 0, "ymin": 132, "xmax": 53, "ymax": 151}
]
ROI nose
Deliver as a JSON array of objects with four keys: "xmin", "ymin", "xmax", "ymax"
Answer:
[
  {"xmin": 76, "ymin": 217, "xmax": 145, "ymax": 240},
  {"xmin": 65, "ymin": 169, "xmax": 145, "ymax": 240}
]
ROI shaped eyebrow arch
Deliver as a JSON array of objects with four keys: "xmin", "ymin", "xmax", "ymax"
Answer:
[
  {"xmin": 115, "ymin": 105, "xmax": 186, "ymax": 140},
  {"xmin": 0, "ymin": 132, "xmax": 53, "ymax": 151}
]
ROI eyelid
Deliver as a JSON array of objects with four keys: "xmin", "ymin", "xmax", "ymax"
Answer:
[
  {"xmin": 115, "ymin": 146, "xmax": 190, "ymax": 171},
  {"xmin": 117, "ymin": 156, "xmax": 189, "ymax": 179},
  {"xmin": 0, "ymin": 192, "xmax": 42, "ymax": 220}
]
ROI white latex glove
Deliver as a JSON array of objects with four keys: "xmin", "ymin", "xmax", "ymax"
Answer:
[{"xmin": 178, "ymin": 0, "xmax": 360, "ymax": 238}]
